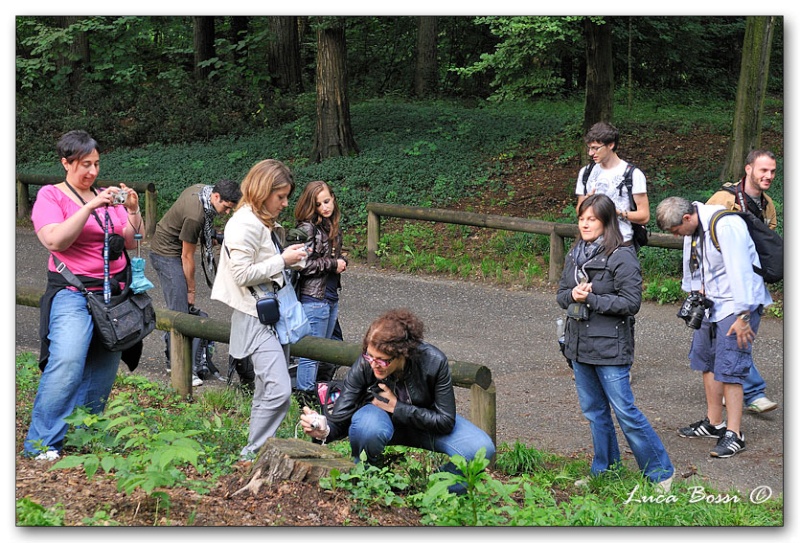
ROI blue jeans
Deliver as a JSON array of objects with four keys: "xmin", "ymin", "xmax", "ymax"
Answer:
[
  {"xmin": 149, "ymin": 252, "xmax": 188, "ymax": 369},
  {"xmin": 348, "ymin": 403, "xmax": 496, "ymax": 494},
  {"xmin": 743, "ymin": 363, "xmax": 767, "ymax": 405},
  {"xmin": 295, "ymin": 299, "xmax": 338, "ymax": 392},
  {"xmin": 572, "ymin": 361, "xmax": 674, "ymax": 483},
  {"xmin": 24, "ymin": 289, "xmax": 121, "ymax": 456}
]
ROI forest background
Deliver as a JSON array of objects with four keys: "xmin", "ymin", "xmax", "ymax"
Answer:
[
  {"xmin": 9, "ymin": 8, "xmax": 792, "ymax": 534},
  {"xmin": 13, "ymin": 13, "xmax": 785, "ymax": 304}
]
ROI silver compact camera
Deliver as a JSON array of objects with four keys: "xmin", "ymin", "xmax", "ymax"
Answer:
[{"xmin": 113, "ymin": 189, "xmax": 129, "ymax": 205}]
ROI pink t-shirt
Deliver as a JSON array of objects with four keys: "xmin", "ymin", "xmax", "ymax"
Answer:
[{"xmin": 32, "ymin": 184, "xmax": 129, "ymax": 278}]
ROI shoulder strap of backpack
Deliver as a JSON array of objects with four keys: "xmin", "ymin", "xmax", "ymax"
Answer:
[
  {"xmin": 622, "ymin": 163, "xmax": 637, "ymax": 211},
  {"xmin": 708, "ymin": 209, "xmax": 738, "ymax": 253},
  {"xmin": 581, "ymin": 162, "xmax": 595, "ymax": 195}
]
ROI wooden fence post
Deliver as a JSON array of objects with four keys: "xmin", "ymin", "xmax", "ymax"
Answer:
[
  {"xmin": 367, "ymin": 208, "xmax": 380, "ymax": 266},
  {"xmin": 169, "ymin": 330, "xmax": 192, "ymax": 398},
  {"xmin": 17, "ymin": 178, "xmax": 31, "ymax": 219},
  {"xmin": 549, "ymin": 230, "xmax": 565, "ymax": 283},
  {"xmin": 470, "ymin": 382, "xmax": 496, "ymax": 446}
]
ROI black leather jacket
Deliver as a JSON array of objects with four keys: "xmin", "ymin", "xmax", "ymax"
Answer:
[
  {"xmin": 325, "ymin": 342, "xmax": 457, "ymax": 441},
  {"xmin": 296, "ymin": 220, "xmax": 346, "ymax": 300}
]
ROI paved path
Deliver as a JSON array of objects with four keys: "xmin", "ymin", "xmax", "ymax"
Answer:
[{"xmin": 14, "ymin": 226, "xmax": 785, "ymax": 498}]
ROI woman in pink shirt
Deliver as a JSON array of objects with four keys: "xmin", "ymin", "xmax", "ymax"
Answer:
[{"xmin": 23, "ymin": 130, "xmax": 144, "ymax": 461}]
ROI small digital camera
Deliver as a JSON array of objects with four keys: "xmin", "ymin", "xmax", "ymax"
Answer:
[{"xmin": 113, "ymin": 189, "xmax": 129, "ymax": 205}]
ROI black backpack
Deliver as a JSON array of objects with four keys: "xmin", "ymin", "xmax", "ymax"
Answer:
[
  {"xmin": 708, "ymin": 209, "xmax": 783, "ymax": 284},
  {"xmin": 581, "ymin": 162, "xmax": 649, "ymax": 250}
]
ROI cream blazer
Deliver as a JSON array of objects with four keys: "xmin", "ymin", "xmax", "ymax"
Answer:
[{"xmin": 211, "ymin": 205, "xmax": 305, "ymax": 318}]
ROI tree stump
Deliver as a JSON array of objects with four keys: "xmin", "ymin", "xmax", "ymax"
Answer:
[{"xmin": 232, "ymin": 438, "xmax": 353, "ymax": 497}]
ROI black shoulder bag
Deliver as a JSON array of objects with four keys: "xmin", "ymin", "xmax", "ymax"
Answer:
[{"xmin": 52, "ymin": 251, "xmax": 156, "ymax": 352}]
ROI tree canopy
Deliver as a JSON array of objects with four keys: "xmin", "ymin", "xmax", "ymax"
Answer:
[{"xmin": 16, "ymin": 15, "xmax": 782, "ymax": 161}]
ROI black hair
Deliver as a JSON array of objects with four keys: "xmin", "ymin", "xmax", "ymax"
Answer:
[
  {"xmin": 578, "ymin": 193, "xmax": 624, "ymax": 255},
  {"xmin": 213, "ymin": 179, "xmax": 242, "ymax": 205},
  {"xmin": 57, "ymin": 130, "xmax": 100, "ymax": 163}
]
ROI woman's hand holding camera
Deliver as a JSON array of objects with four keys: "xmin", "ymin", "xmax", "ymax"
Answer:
[
  {"xmin": 300, "ymin": 406, "xmax": 330, "ymax": 440},
  {"xmin": 370, "ymin": 383, "xmax": 397, "ymax": 413},
  {"xmin": 282, "ymin": 243, "xmax": 310, "ymax": 265},
  {"xmin": 572, "ymin": 281, "xmax": 592, "ymax": 303}
]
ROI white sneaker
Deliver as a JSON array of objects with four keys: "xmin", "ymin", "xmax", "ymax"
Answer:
[
  {"xmin": 574, "ymin": 477, "xmax": 591, "ymax": 488},
  {"xmin": 34, "ymin": 450, "xmax": 60, "ymax": 461},
  {"xmin": 655, "ymin": 475, "xmax": 674, "ymax": 494},
  {"xmin": 192, "ymin": 374, "xmax": 203, "ymax": 387},
  {"xmin": 747, "ymin": 396, "xmax": 778, "ymax": 413}
]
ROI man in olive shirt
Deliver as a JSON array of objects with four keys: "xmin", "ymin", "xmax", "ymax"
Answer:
[
  {"xmin": 706, "ymin": 149, "xmax": 779, "ymax": 414},
  {"xmin": 149, "ymin": 180, "xmax": 240, "ymax": 385}
]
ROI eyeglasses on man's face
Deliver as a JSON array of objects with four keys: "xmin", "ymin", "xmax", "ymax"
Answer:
[
  {"xmin": 363, "ymin": 352, "xmax": 395, "ymax": 368},
  {"xmin": 587, "ymin": 144, "xmax": 606, "ymax": 154}
]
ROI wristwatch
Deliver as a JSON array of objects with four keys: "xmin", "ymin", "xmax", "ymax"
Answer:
[{"xmin": 738, "ymin": 312, "xmax": 751, "ymax": 323}]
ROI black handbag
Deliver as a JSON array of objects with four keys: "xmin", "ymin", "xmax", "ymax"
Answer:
[
  {"xmin": 53, "ymin": 254, "xmax": 156, "ymax": 352},
  {"xmin": 253, "ymin": 289, "xmax": 280, "ymax": 325}
]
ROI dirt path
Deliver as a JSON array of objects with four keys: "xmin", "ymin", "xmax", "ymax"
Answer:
[{"xmin": 14, "ymin": 226, "xmax": 784, "ymax": 498}]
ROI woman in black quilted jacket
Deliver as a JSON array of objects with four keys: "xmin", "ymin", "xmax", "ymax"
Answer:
[{"xmin": 557, "ymin": 194, "xmax": 674, "ymax": 492}]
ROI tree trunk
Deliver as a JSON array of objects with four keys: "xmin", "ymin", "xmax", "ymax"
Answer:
[
  {"xmin": 267, "ymin": 16, "xmax": 303, "ymax": 93},
  {"xmin": 193, "ymin": 16, "xmax": 215, "ymax": 81},
  {"xmin": 310, "ymin": 21, "xmax": 359, "ymax": 163},
  {"xmin": 57, "ymin": 16, "xmax": 89, "ymax": 89},
  {"xmin": 721, "ymin": 16, "xmax": 776, "ymax": 181},
  {"xmin": 582, "ymin": 17, "xmax": 614, "ymax": 135},
  {"xmin": 229, "ymin": 16, "xmax": 249, "ymax": 64},
  {"xmin": 413, "ymin": 16, "xmax": 438, "ymax": 98}
]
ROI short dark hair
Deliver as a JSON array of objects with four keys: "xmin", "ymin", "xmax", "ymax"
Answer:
[
  {"xmin": 213, "ymin": 179, "xmax": 242, "ymax": 204},
  {"xmin": 584, "ymin": 122, "xmax": 619, "ymax": 152},
  {"xmin": 745, "ymin": 149, "xmax": 776, "ymax": 166},
  {"xmin": 57, "ymin": 130, "xmax": 100, "ymax": 163}
]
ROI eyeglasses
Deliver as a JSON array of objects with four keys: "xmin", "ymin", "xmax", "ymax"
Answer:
[
  {"xmin": 587, "ymin": 144, "xmax": 606, "ymax": 153},
  {"xmin": 363, "ymin": 352, "xmax": 395, "ymax": 368}
]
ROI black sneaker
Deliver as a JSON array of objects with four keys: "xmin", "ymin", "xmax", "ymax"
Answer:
[
  {"xmin": 678, "ymin": 418, "xmax": 726, "ymax": 438},
  {"xmin": 710, "ymin": 430, "xmax": 745, "ymax": 458}
]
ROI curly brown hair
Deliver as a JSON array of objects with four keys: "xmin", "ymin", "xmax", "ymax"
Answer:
[{"xmin": 361, "ymin": 308, "xmax": 424, "ymax": 359}]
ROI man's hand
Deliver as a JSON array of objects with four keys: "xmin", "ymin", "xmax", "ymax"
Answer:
[{"xmin": 727, "ymin": 317, "xmax": 755, "ymax": 349}]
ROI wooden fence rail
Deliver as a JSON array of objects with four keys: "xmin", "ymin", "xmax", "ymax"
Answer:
[
  {"xmin": 366, "ymin": 202, "xmax": 683, "ymax": 282},
  {"xmin": 16, "ymin": 174, "xmax": 158, "ymax": 239}
]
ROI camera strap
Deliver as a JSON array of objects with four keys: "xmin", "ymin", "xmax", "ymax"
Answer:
[
  {"xmin": 222, "ymin": 240, "xmax": 276, "ymax": 300},
  {"xmin": 689, "ymin": 204, "xmax": 708, "ymax": 291},
  {"xmin": 64, "ymin": 180, "xmax": 114, "ymax": 235}
]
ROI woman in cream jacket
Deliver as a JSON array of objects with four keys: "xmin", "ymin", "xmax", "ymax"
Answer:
[{"xmin": 212, "ymin": 159, "xmax": 308, "ymax": 459}]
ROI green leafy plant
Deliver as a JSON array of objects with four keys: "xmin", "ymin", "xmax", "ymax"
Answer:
[
  {"xmin": 410, "ymin": 449, "xmax": 518, "ymax": 526},
  {"xmin": 16, "ymin": 498, "xmax": 65, "ymax": 526},
  {"xmin": 642, "ymin": 277, "xmax": 685, "ymax": 305}
]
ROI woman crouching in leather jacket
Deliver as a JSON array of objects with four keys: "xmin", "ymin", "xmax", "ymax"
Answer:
[{"xmin": 299, "ymin": 308, "xmax": 495, "ymax": 494}]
